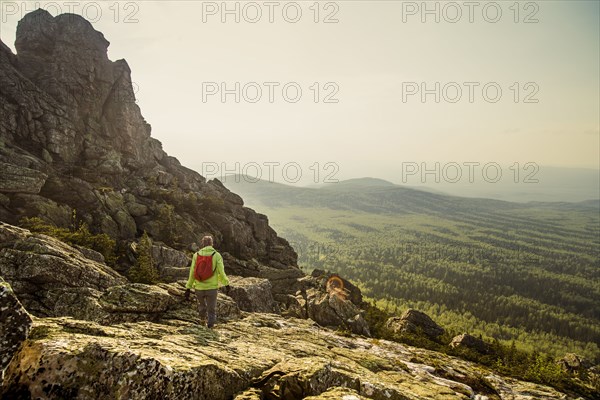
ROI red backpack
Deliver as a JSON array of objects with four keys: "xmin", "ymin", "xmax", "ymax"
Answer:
[{"xmin": 193, "ymin": 251, "xmax": 216, "ymax": 281}]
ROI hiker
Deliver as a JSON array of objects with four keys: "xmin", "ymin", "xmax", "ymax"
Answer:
[{"xmin": 185, "ymin": 235, "xmax": 230, "ymax": 328}]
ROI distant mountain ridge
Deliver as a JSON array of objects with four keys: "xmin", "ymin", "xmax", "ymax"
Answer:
[{"xmin": 223, "ymin": 174, "xmax": 600, "ymax": 215}]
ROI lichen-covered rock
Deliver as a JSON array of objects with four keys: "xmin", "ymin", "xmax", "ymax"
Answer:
[
  {"xmin": 99, "ymin": 283, "xmax": 176, "ymax": 315},
  {"xmin": 303, "ymin": 387, "xmax": 369, "ymax": 399},
  {"xmin": 450, "ymin": 334, "xmax": 494, "ymax": 355},
  {"xmin": 233, "ymin": 388, "xmax": 263, "ymax": 399},
  {"xmin": 1, "ymin": 313, "xmax": 578, "ymax": 400},
  {"xmin": 0, "ymin": 222, "xmax": 127, "ymax": 316},
  {"xmin": 73, "ymin": 244, "xmax": 106, "ymax": 264},
  {"xmin": 386, "ymin": 310, "xmax": 444, "ymax": 342},
  {"xmin": 223, "ymin": 254, "xmax": 305, "ymax": 296},
  {"xmin": 275, "ymin": 293, "xmax": 308, "ymax": 319},
  {"xmin": 151, "ymin": 244, "xmax": 190, "ymax": 271},
  {"xmin": 228, "ymin": 276, "xmax": 279, "ymax": 314},
  {"xmin": 306, "ymin": 288, "xmax": 370, "ymax": 337},
  {"xmin": 255, "ymin": 357, "xmax": 360, "ymax": 399},
  {"xmin": 557, "ymin": 353, "xmax": 590, "ymax": 372},
  {"xmin": 0, "ymin": 163, "xmax": 47, "ymax": 194},
  {"xmin": 160, "ymin": 266, "xmax": 189, "ymax": 282},
  {"xmin": 0, "ymin": 276, "xmax": 32, "ymax": 372}
]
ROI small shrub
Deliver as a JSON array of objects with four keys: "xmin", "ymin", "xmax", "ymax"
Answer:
[
  {"xmin": 128, "ymin": 232, "xmax": 159, "ymax": 284},
  {"xmin": 20, "ymin": 216, "xmax": 116, "ymax": 266}
]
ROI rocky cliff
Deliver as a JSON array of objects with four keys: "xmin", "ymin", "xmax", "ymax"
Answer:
[{"xmin": 0, "ymin": 9, "xmax": 296, "ymax": 275}]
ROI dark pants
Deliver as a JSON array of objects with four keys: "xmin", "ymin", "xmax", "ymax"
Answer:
[{"xmin": 195, "ymin": 289, "xmax": 218, "ymax": 327}]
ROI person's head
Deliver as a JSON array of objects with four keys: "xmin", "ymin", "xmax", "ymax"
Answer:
[{"xmin": 201, "ymin": 235, "xmax": 214, "ymax": 248}]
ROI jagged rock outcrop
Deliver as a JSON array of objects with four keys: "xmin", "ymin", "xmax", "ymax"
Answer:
[
  {"xmin": 0, "ymin": 8, "xmax": 297, "ymax": 275},
  {"xmin": 386, "ymin": 309, "xmax": 445, "ymax": 342},
  {"xmin": 0, "ymin": 276, "xmax": 32, "ymax": 372},
  {"xmin": 223, "ymin": 253, "xmax": 305, "ymax": 296},
  {"xmin": 1, "ymin": 313, "xmax": 580, "ymax": 400}
]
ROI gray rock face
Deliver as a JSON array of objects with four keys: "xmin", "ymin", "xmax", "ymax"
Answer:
[
  {"xmin": 0, "ymin": 163, "xmax": 47, "ymax": 194},
  {"xmin": 0, "ymin": 222, "xmax": 127, "ymax": 316},
  {"xmin": 275, "ymin": 294, "xmax": 308, "ymax": 319},
  {"xmin": 0, "ymin": 276, "xmax": 32, "ymax": 372},
  {"xmin": 0, "ymin": 9, "xmax": 298, "ymax": 277},
  {"xmin": 151, "ymin": 243, "xmax": 190, "ymax": 271},
  {"xmin": 450, "ymin": 333, "xmax": 494, "ymax": 355},
  {"xmin": 306, "ymin": 288, "xmax": 370, "ymax": 337},
  {"xmin": 223, "ymin": 253, "xmax": 305, "ymax": 296},
  {"xmin": 0, "ymin": 223, "xmax": 242, "ymax": 325},
  {"xmin": 228, "ymin": 276, "xmax": 279, "ymax": 314},
  {"xmin": 386, "ymin": 310, "xmax": 445, "ymax": 342}
]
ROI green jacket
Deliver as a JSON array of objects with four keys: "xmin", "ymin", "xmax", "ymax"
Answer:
[{"xmin": 185, "ymin": 246, "xmax": 230, "ymax": 290}]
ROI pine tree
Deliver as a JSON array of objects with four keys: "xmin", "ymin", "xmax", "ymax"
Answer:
[{"xmin": 128, "ymin": 232, "xmax": 159, "ymax": 284}]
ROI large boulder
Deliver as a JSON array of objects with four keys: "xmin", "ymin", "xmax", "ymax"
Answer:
[
  {"xmin": 306, "ymin": 288, "xmax": 370, "ymax": 336},
  {"xmin": 0, "ymin": 222, "xmax": 127, "ymax": 316},
  {"xmin": 0, "ymin": 163, "xmax": 47, "ymax": 194},
  {"xmin": 150, "ymin": 244, "xmax": 191, "ymax": 282},
  {"xmin": 275, "ymin": 294, "xmax": 308, "ymax": 319},
  {"xmin": 450, "ymin": 334, "xmax": 494, "ymax": 355},
  {"xmin": 228, "ymin": 276, "xmax": 279, "ymax": 314},
  {"xmin": 100, "ymin": 283, "xmax": 175, "ymax": 313},
  {"xmin": 46, "ymin": 280, "xmax": 242, "ymax": 326},
  {"xmin": 253, "ymin": 357, "xmax": 360, "ymax": 399},
  {"xmin": 386, "ymin": 309, "xmax": 445, "ymax": 342},
  {"xmin": 303, "ymin": 387, "xmax": 368, "ymax": 400},
  {"xmin": 0, "ymin": 276, "xmax": 32, "ymax": 372},
  {"xmin": 151, "ymin": 244, "xmax": 190, "ymax": 270},
  {"xmin": 223, "ymin": 254, "xmax": 304, "ymax": 296},
  {"xmin": 557, "ymin": 353, "xmax": 591, "ymax": 373}
]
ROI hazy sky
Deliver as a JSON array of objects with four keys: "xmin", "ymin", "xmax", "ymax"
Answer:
[{"xmin": 1, "ymin": 1, "xmax": 599, "ymax": 185}]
